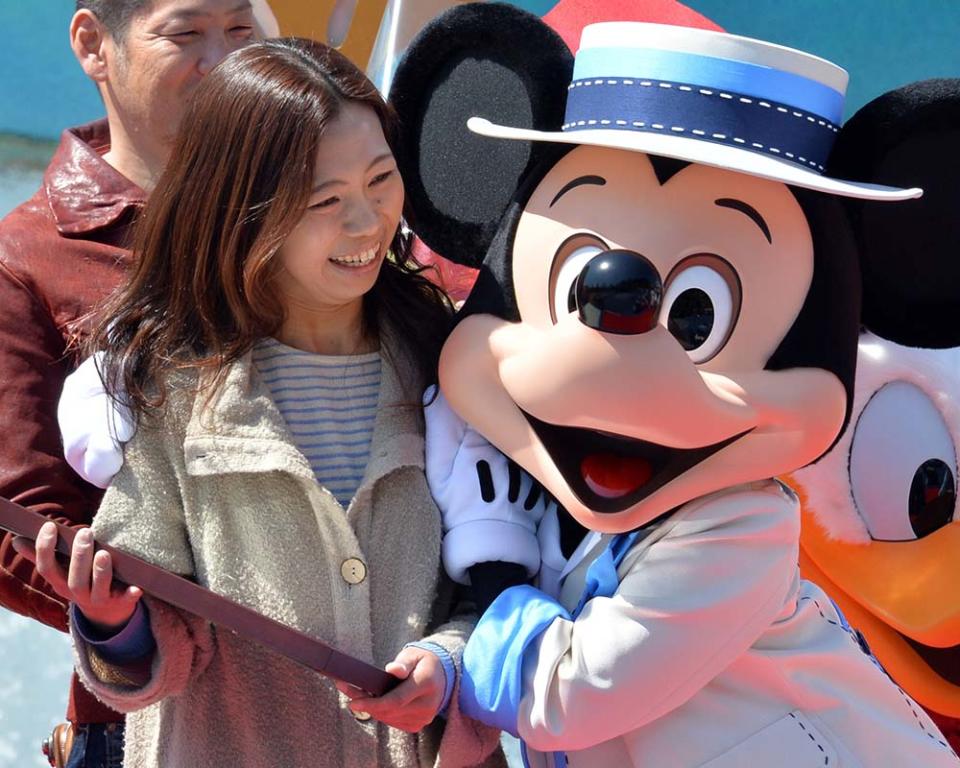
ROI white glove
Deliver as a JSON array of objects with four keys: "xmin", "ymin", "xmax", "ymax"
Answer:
[
  {"xmin": 424, "ymin": 385, "xmax": 550, "ymax": 585},
  {"xmin": 58, "ymin": 352, "xmax": 136, "ymax": 489}
]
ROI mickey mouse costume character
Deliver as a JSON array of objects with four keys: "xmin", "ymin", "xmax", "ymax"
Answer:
[
  {"xmin": 389, "ymin": 4, "xmax": 959, "ymax": 765},
  {"xmin": 790, "ymin": 79, "xmax": 960, "ymax": 751}
]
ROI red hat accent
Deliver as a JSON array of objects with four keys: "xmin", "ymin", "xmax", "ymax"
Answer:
[{"xmin": 543, "ymin": 0, "xmax": 723, "ymax": 53}]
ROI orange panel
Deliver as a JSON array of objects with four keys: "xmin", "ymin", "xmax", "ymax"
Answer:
[{"xmin": 269, "ymin": 0, "xmax": 389, "ymax": 66}]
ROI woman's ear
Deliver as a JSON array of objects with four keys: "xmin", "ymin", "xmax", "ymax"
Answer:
[
  {"xmin": 827, "ymin": 79, "xmax": 960, "ymax": 348},
  {"xmin": 390, "ymin": 2, "xmax": 573, "ymax": 268}
]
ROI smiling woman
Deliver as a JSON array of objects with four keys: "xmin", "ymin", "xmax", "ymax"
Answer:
[{"xmin": 22, "ymin": 36, "xmax": 504, "ymax": 768}]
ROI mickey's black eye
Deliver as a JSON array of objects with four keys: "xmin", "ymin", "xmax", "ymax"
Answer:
[
  {"xmin": 660, "ymin": 255, "xmax": 741, "ymax": 363},
  {"xmin": 908, "ymin": 459, "xmax": 956, "ymax": 538},
  {"xmin": 548, "ymin": 234, "xmax": 609, "ymax": 323},
  {"xmin": 666, "ymin": 288, "xmax": 714, "ymax": 351}
]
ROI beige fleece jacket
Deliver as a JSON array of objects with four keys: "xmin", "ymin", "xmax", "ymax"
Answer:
[{"xmin": 70, "ymin": 341, "xmax": 505, "ymax": 768}]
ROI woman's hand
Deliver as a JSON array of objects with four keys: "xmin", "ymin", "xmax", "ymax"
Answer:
[
  {"xmin": 12, "ymin": 522, "xmax": 142, "ymax": 633},
  {"xmin": 336, "ymin": 645, "xmax": 446, "ymax": 732}
]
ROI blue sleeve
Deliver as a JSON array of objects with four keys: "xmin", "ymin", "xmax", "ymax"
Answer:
[
  {"xmin": 71, "ymin": 601, "xmax": 156, "ymax": 663},
  {"xmin": 405, "ymin": 640, "xmax": 457, "ymax": 716},
  {"xmin": 460, "ymin": 584, "xmax": 571, "ymax": 736}
]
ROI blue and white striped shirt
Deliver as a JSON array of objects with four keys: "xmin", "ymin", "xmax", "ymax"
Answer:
[{"xmin": 253, "ymin": 338, "xmax": 381, "ymax": 508}]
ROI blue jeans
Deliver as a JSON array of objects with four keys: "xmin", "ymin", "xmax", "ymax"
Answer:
[{"xmin": 65, "ymin": 723, "xmax": 124, "ymax": 768}]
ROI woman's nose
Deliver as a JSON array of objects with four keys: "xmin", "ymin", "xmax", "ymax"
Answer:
[{"xmin": 575, "ymin": 250, "xmax": 663, "ymax": 335}]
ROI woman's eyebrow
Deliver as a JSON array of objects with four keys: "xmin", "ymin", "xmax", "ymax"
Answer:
[
  {"xmin": 550, "ymin": 175, "xmax": 607, "ymax": 207},
  {"xmin": 715, "ymin": 198, "xmax": 772, "ymax": 244}
]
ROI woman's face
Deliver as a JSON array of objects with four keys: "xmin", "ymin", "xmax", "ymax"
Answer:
[{"xmin": 274, "ymin": 101, "xmax": 404, "ymax": 314}]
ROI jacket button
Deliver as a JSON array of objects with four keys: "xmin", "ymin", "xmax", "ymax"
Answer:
[
  {"xmin": 354, "ymin": 710, "xmax": 372, "ymax": 722},
  {"xmin": 341, "ymin": 558, "xmax": 367, "ymax": 585}
]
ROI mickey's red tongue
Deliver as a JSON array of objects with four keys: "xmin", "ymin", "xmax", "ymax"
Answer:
[{"xmin": 581, "ymin": 453, "xmax": 653, "ymax": 499}]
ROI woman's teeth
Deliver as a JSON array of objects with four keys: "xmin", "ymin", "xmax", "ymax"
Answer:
[{"xmin": 331, "ymin": 245, "xmax": 379, "ymax": 267}]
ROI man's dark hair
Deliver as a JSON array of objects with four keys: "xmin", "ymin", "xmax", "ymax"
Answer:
[{"xmin": 76, "ymin": 0, "xmax": 151, "ymax": 41}]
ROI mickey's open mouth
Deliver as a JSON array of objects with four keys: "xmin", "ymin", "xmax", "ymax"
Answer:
[
  {"xmin": 522, "ymin": 411, "xmax": 750, "ymax": 513},
  {"xmin": 900, "ymin": 633, "xmax": 960, "ymax": 687}
]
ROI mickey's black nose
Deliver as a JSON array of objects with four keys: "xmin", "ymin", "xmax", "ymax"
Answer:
[{"xmin": 575, "ymin": 250, "xmax": 663, "ymax": 335}]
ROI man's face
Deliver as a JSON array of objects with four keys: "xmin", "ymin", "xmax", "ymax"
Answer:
[{"xmin": 104, "ymin": 0, "xmax": 258, "ymax": 151}]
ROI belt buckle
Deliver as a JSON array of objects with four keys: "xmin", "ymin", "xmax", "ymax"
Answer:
[{"xmin": 41, "ymin": 722, "xmax": 74, "ymax": 768}]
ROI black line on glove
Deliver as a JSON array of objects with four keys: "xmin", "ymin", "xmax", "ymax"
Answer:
[
  {"xmin": 507, "ymin": 461, "xmax": 521, "ymax": 503},
  {"xmin": 476, "ymin": 460, "xmax": 496, "ymax": 503},
  {"xmin": 523, "ymin": 483, "xmax": 541, "ymax": 511}
]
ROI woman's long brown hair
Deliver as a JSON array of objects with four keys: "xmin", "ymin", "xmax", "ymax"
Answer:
[{"xmin": 91, "ymin": 38, "xmax": 451, "ymax": 417}]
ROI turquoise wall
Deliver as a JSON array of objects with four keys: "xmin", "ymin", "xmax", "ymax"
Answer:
[
  {"xmin": 0, "ymin": 0, "xmax": 105, "ymax": 140},
  {"xmin": 2, "ymin": 1, "xmax": 959, "ymax": 140}
]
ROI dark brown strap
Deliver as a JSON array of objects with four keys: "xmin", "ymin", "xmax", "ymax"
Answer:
[{"xmin": 0, "ymin": 496, "xmax": 396, "ymax": 695}]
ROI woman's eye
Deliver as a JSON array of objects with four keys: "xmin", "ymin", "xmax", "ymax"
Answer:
[
  {"xmin": 660, "ymin": 259, "xmax": 740, "ymax": 364},
  {"xmin": 370, "ymin": 171, "xmax": 394, "ymax": 186},
  {"xmin": 230, "ymin": 25, "xmax": 254, "ymax": 37},
  {"xmin": 551, "ymin": 244, "xmax": 603, "ymax": 320},
  {"xmin": 849, "ymin": 381, "xmax": 957, "ymax": 541},
  {"xmin": 310, "ymin": 197, "xmax": 339, "ymax": 210},
  {"xmin": 167, "ymin": 30, "xmax": 199, "ymax": 40}
]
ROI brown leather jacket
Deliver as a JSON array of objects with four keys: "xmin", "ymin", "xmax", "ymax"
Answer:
[{"xmin": 0, "ymin": 120, "xmax": 142, "ymax": 723}]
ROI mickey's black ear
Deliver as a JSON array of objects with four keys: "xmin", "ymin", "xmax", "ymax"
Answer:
[
  {"xmin": 389, "ymin": 2, "xmax": 573, "ymax": 268},
  {"xmin": 827, "ymin": 79, "xmax": 960, "ymax": 348}
]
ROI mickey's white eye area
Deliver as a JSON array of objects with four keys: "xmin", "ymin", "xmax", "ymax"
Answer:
[
  {"xmin": 849, "ymin": 381, "xmax": 957, "ymax": 541},
  {"xmin": 548, "ymin": 234, "xmax": 608, "ymax": 323},
  {"xmin": 660, "ymin": 255, "xmax": 742, "ymax": 364}
]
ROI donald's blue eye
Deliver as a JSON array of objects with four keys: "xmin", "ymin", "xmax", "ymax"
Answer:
[
  {"xmin": 850, "ymin": 380, "xmax": 957, "ymax": 541},
  {"xmin": 908, "ymin": 459, "xmax": 955, "ymax": 538}
]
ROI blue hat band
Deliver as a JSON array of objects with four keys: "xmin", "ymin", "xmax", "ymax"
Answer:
[
  {"xmin": 572, "ymin": 47, "xmax": 844, "ymax": 124},
  {"xmin": 563, "ymin": 77, "xmax": 838, "ymax": 172}
]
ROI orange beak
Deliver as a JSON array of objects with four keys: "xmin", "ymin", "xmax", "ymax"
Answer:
[{"xmin": 790, "ymin": 475, "xmax": 960, "ymax": 716}]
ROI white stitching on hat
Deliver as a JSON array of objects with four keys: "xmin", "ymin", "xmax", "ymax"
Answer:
[
  {"xmin": 671, "ymin": 126, "xmax": 685, "ymax": 132},
  {"xmin": 652, "ymin": 123, "xmax": 665, "ymax": 129},
  {"xmin": 570, "ymin": 79, "xmax": 839, "ymax": 130},
  {"xmin": 692, "ymin": 129, "xmax": 706, "ymax": 135},
  {"xmin": 733, "ymin": 137, "xmax": 746, "ymax": 144},
  {"xmin": 600, "ymin": 119, "xmax": 612, "ymax": 125},
  {"xmin": 616, "ymin": 119, "xmax": 628, "ymax": 125}
]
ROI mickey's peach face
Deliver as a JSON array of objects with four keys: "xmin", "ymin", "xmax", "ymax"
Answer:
[{"xmin": 439, "ymin": 146, "xmax": 847, "ymax": 532}]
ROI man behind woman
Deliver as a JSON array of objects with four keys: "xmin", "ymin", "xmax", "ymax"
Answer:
[{"xmin": 21, "ymin": 36, "xmax": 505, "ymax": 768}]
